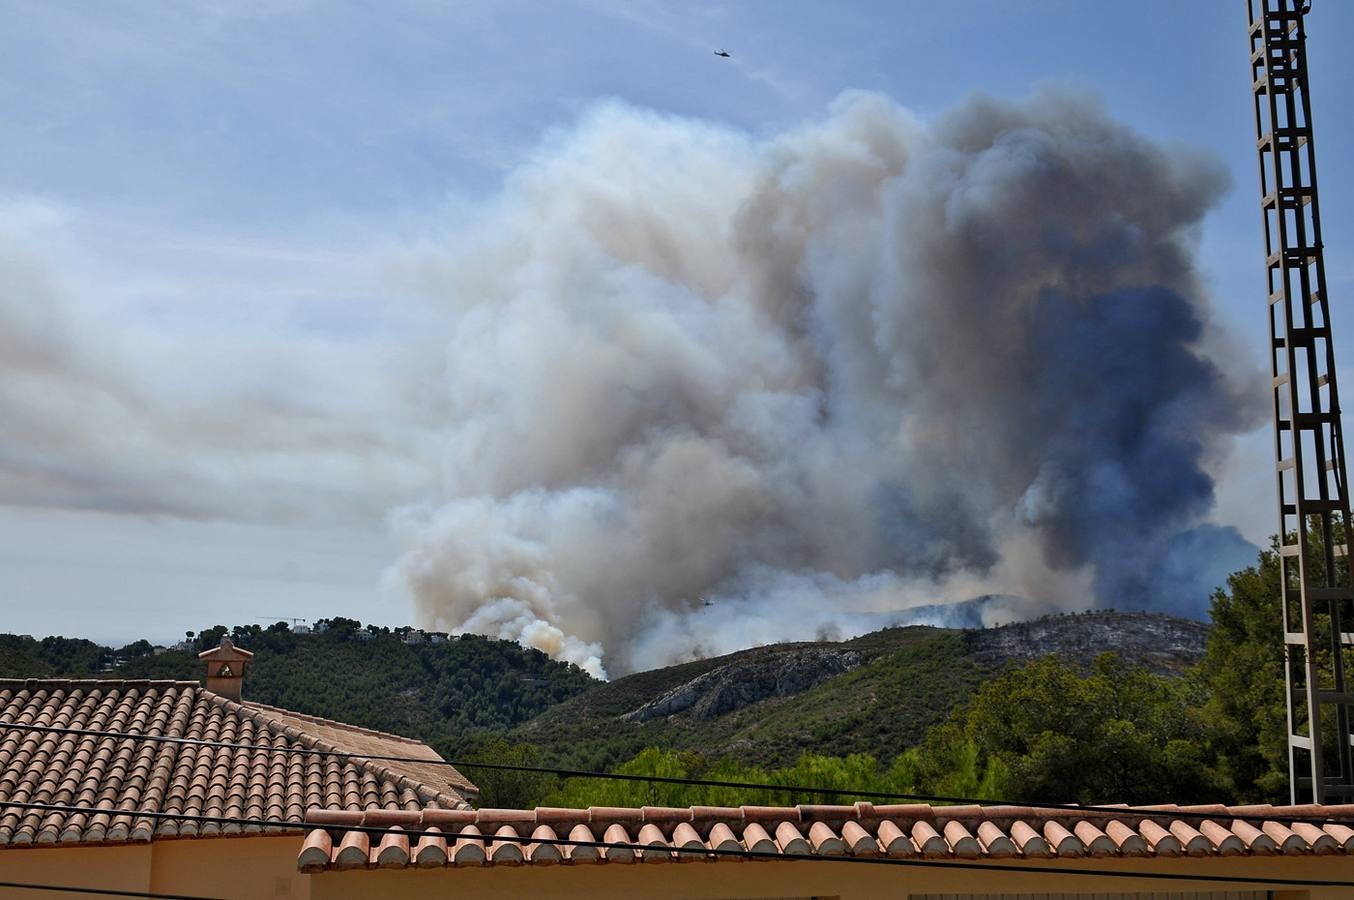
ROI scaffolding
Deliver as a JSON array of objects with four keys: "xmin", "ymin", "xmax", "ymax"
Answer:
[{"xmin": 1248, "ymin": 0, "xmax": 1354, "ymax": 803}]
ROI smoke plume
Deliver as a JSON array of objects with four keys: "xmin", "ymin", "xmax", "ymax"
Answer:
[{"xmin": 386, "ymin": 89, "xmax": 1261, "ymax": 677}]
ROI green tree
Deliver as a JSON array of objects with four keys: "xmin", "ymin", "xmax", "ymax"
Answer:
[
  {"xmin": 915, "ymin": 654, "xmax": 1215, "ymax": 804},
  {"xmin": 542, "ymin": 748, "xmax": 931, "ymax": 810},
  {"xmin": 1197, "ymin": 541, "xmax": 1288, "ymax": 802},
  {"xmin": 901, "ymin": 730, "xmax": 1008, "ymax": 800},
  {"xmin": 116, "ymin": 640, "xmax": 154, "ymax": 657},
  {"xmin": 461, "ymin": 739, "xmax": 558, "ymax": 809},
  {"xmin": 196, "ymin": 626, "xmax": 228, "ymax": 651}
]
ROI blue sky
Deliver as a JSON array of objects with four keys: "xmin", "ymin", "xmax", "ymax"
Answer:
[{"xmin": 2, "ymin": 0, "xmax": 1352, "ymax": 646}]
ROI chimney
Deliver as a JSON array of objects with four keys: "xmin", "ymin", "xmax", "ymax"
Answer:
[{"xmin": 198, "ymin": 636, "xmax": 254, "ymax": 701}]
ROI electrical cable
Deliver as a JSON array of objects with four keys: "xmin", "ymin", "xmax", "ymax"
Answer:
[
  {"xmin": 0, "ymin": 879, "xmax": 223, "ymax": 899},
  {"xmin": 1, "ymin": 719, "xmax": 1352, "ymax": 828},
  {"xmin": 1, "ymin": 799, "xmax": 1351, "ymax": 889}
]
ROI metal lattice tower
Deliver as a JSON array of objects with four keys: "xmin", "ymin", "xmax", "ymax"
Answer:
[{"xmin": 1248, "ymin": 0, "xmax": 1354, "ymax": 804}]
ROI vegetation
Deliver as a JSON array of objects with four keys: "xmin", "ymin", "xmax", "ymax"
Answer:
[
  {"xmin": 2, "ymin": 620, "xmax": 597, "ymax": 746},
  {"xmin": 0, "ymin": 538, "xmax": 1297, "ymax": 810},
  {"xmin": 479, "ymin": 539, "xmax": 1297, "ymax": 810},
  {"xmin": 909, "ymin": 653, "xmax": 1214, "ymax": 804},
  {"xmin": 547, "ymin": 748, "xmax": 918, "ymax": 809},
  {"xmin": 498, "ymin": 628, "xmax": 993, "ymax": 771},
  {"xmin": 456, "ymin": 737, "xmax": 559, "ymax": 810},
  {"xmin": 0, "ymin": 634, "xmax": 109, "ymax": 677},
  {"xmin": 470, "ymin": 653, "xmax": 1214, "ymax": 809},
  {"xmin": 1196, "ymin": 541, "xmax": 1288, "ymax": 801}
]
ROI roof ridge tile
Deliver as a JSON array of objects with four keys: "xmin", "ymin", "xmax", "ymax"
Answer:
[
  {"xmin": 239, "ymin": 701, "xmax": 431, "ymax": 747},
  {"xmin": 0, "ymin": 679, "xmax": 201, "ymax": 691},
  {"xmin": 297, "ymin": 800, "xmax": 1354, "ymax": 873}
]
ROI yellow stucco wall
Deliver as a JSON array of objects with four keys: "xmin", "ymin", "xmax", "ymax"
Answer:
[
  {"xmin": 0, "ymin": 842, "xmax": 152, "ymax": 899},
  {"xmin": 307, "ymin": 856, "xmax": 1354, "ymax": 900},
  {"xmin": 0, "ymin": 833, "xmax": 307, "ymax": 900}
]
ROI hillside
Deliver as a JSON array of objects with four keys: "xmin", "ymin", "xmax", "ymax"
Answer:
[
  {"xmin": 496, "ymin": 610, "xmax": 1208, "ymax": 771},
  {"xmin": 0, "ymin": 634, "xmax": 109, "ymax": 677},
  {"xmin": 0, "ymin": 621, "xmax": 598, "ymax": 743},
  {"xmin": 1, "ymin": 610, "xmax": 1209, "ymax": 776},
  {"xmin": 968, "ymin": 610, "xmax": 1208, "ymax": 674}
]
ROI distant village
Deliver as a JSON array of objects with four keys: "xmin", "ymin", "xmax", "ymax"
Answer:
[{"xmin": 91, "ymin": 621, "xmax": 454, "ymax": 674}]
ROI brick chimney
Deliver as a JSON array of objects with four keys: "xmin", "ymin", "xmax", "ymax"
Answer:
[{"xmin": 199, "ymin": 637, "xmax": 254, "ymax": 700}]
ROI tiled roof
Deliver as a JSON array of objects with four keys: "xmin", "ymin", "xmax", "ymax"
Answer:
[
  {"xmin": 297, "ymin": 801, "xmax": 1354, "ymax": 871},
  {"xmin": 239, "ymin": 701, "xmax": 477, "ymax": 797},
  {"xmin": 0, "ymin": 679, "xmax": 473, "ymax": 848}
]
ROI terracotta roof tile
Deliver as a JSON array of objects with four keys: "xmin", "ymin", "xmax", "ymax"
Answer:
[
  {"xmin": 807, "ymin": 820, "xmax": 845, "ymax": 856},
  {"xmin": 741, "ymin": 821, "xmax": 775, "ymax": 856},
  {"xmin": 840, "ymin": 819, "xmax": 877, "ymax": 856},
  {"xmin": 566, "ymin": 823, "xmax": 598, "ymax": 862},
  {"xmin": 1105, "ymin": 818, "xmax": 1148, "ymax": 855},
  {"xmin": 412, "ymin": 827, "xmax": 448, "ymax": 867},
  {"xmin": 0, "ymin": 678, "xmax": 473, "ymax": 848},
  {"xmin": 530, "ymin": 823, "xmax": 565, "ymax": 864},
  {"xmin": 239, "ymin": 701, "xmax": 476, "ymax": 797},
  {"xmin": 912, "ymin": 819, "xmax": 948, "ymax": 857},
  {"xmin": 774, "ymin": 820, "xmax": 810, "ymax": 855},
  {"xmin": 1325, "ymin": 822, "xmax": 1354, "ymax": 850},
  {"xmin": 942, "ymin": 820, "xmax": 979, "ymax": 858},
  {"xmin": 671, "ymin": 821, "xmax": 704, "ymax": 853},
  {"xmin": 334, "ymin": 830, "xmax": 369, "ymax": 869},
  {"xmin": 452, "ymin": 824, "xmax": 486, "ymax": 865},
  {"xmin": 1072, "ymin": 820, "xmax": 1112, "ymax": 857},
  {"xmin": 875, "ymin": 818, "xmax": 911, "ymax": 856},
  {"xmin": 1138, "ymin": 817, "xmax": 1180, "ymax": 855},
  {"xmin": 298, "ymin": 801, "xmax": 1354, "ymax": 872},
  {"xmin": 491, "ymin": 825, "xmax": 525, "ymax": 864},
  {"xmin": 706, "ymin": 821, "xmax": 739, "ymax": 855},
  {"xmin": 1169, "ymin": 818, "xmax": 1211, "ymax": 856}
]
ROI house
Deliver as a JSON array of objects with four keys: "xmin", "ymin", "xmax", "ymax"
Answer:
[
  {"xmin": 0, "ymin": 637, "xmax": 476, "ymax": 899},
  {"xmin": 294, "ymin": 801, "xmax": 1354, "ymax": 899}
]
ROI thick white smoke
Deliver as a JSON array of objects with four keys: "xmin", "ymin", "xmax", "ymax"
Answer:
[{"xmin": 386, "ymin": 89, "xmax": 1261, "ymax": 677}]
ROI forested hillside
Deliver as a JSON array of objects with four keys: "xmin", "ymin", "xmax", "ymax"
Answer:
[
  {"xmin": 479, "ymin": 652, "xmax": 1221, "ymax": 812},
  {"xmin": 493, "ymin": 628, "xmax": 987, "ymax": 771},
  {"xmin": 1, "ymin": 610, "xmax": 1210, "ymax": 771},
  {"xmin": 483, "ymin": 611, "xmax": 1207, "ymax": 773},
  {"xmin": 2, "ymin": 560, "xmax": 1284, "ymax": 811},
  {"xmin": 0, "ymin": 634, "xmax": 109, "ymax": 678},
  {"xmin": 470, "ymin": 545, "xmax": 1290, "ymax": 810},
  {"xmin": 0, "ymin": 619, "xmax": 598, "ymax": 743}
]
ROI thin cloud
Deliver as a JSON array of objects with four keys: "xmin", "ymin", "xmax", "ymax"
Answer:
[{"xmin": 0, "ymin": 199, "xmax": 437, "ymax": 525}]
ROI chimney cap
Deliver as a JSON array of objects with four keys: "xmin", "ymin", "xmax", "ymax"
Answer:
[{"xmin": 198, "ymin": 636, "xmax": 254, "ymax": 662}]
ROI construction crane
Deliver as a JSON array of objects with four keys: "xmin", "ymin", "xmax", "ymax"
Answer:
[
  {"xmin": 254, "ymin": 616, "xmax": 308, "ymax": 628},
  {"xmin": 1248, "ymin": 0, "xmax": 1354, "ymax": 803}
]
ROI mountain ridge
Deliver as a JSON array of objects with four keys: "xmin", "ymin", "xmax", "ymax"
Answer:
[
  {"xmin": 494, "ymin": 610, "xmax": 1208, "ymax": 770},
  {"xmin": 0, "ymin": 610, "xmax": 1210, "ymax": 774}
]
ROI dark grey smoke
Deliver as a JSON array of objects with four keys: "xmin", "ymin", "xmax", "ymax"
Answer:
[{"xmin": 386, "ymin": 89, "xmax": 1261, "ymax": 676}]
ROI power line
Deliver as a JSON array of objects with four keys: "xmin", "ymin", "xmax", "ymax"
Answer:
[
  {"xmin": 1, "ymin": 800, "xmax": 1350, "ymax": 889},
  {"xmin": 2, "ymin": 719, "xmax": 1353, "ymax": 828},
  {"xmin": 0, "ymin": 880, "xmax": 223, "ymax": 899}
]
